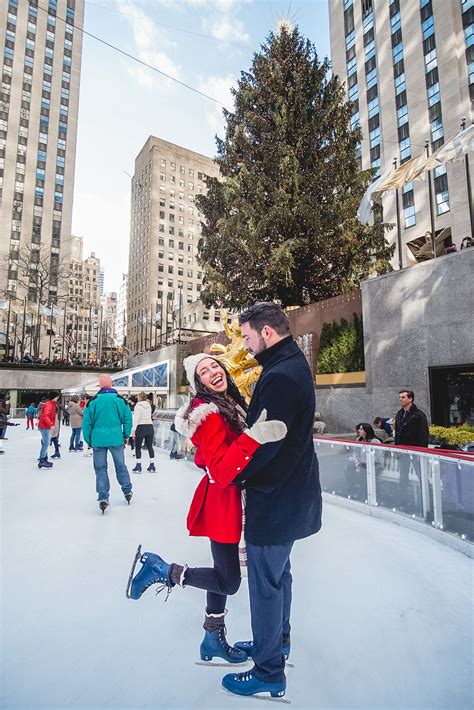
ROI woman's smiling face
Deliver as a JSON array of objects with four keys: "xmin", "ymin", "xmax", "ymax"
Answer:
[{"xmin": 196, "ymin": 358, "xmax": 228, "ymax": 394}]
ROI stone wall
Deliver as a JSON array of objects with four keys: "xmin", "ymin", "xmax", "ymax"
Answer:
[
  {"xmin": 362, "ymin": 248, "xmax": 474, "ymax": 422},
  {"xmin": 188, "ymin": 290, "xmax": 363, "ymax": 374}
]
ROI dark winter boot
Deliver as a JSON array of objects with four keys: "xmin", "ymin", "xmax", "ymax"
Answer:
[
  {"xmin": 38, "ymin": 457, "xmax": 53, "ymax": 469},
  {"xmin": 132, "ymin": 463, "xmax": 142, "ymax": 473},
  {"xmin": 169, "ymin": 451, "xmax": 176, "ymax": 459},
  {"xmin": 125, "ymin": 492, "xmax": 133, "ymax": 505},
  {"xmin": 147, "ymin": 462, "xmax": 156, "ymax": 472},
  {"xmin": 200, "ymin": 612, "xmax": 248, "ymax": 664}
]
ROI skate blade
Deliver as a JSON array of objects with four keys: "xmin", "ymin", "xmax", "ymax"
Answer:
[
  {"xmin": 222, "ymin": 688, "xmax": 291, "ymax": 704},
  {"xmin": 196, "ymin": 659, "xmax": 250, "ymax": 667},
  {"xmin": 125, "ymin": 544, "xmax": 142, "ymax": 599}
]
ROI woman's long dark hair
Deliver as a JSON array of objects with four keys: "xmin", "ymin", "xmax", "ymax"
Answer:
[
  {"xmin": 356, "ymin": 423, "xmax": 379, "ymax": 441},
  {"xmin": 185, "ymin": 361, "xmax": 248, "ymax": 433}
]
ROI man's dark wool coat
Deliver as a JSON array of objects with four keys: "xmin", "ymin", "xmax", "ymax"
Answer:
[
  {"xmin": 237, "ymin": 336, "xmax": 322, "ymax": 546},
  {"xmin": 394, "ymin": 403, "xmax": 429, "ymax": 447}
]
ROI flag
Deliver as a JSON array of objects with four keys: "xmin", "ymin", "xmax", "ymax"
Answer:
[
  {"xmin": 64, "ymin": 324, "xmax": 74, "ymax": 348},
  {"xmin": 358, "ymin": 123, "xmax": 474, "ymax": 225}
]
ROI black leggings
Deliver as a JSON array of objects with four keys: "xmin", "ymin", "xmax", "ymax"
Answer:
[
  {"xmin": 134, "ymin": 424, "xmax": 154, "ymax": 460},
  {"xmin": 184, "ymin": 540, "xmax": 241, "ymax": 614}
]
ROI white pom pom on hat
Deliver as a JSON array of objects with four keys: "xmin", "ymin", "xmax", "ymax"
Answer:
[{"xmin": 183, "ymin": 353, "xmax": 221, "ymax": 393}]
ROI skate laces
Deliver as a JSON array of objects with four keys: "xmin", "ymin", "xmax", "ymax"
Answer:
[
  {"xmin": 235, "ymin": 670, "xmax": 253, "ymax": 682},
  {"xmin": 218, "ymin": 627, "xmax": 241, "ymax": 655}
]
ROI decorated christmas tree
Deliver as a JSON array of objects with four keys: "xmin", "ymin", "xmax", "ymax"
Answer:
[{"xmin": 196, "ymin": 25, "xmax": 393, "ymax": 308}]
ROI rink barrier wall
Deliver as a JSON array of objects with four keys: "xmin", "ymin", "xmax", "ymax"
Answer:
[{"xmin": 150, "ymin": 416, "xmax": 473, "ymax": 556}]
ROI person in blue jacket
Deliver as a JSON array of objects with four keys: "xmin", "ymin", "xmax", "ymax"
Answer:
[{"xmin": 82, "ymin": 374, "xmax": 133, "ymax": 513}]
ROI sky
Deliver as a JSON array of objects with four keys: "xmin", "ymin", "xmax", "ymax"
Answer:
[{"xmin": 71, "ymin": 0, "xmax": 331, "ymax": 293}]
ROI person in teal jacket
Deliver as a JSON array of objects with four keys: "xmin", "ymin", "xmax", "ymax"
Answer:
[{"xmin": 82, "ymin": 374, "xmax": 133, "ymax": 513}]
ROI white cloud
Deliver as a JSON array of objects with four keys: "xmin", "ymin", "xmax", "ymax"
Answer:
[
  {"xmin": 116, "ymin": 0, "xmax": 181, "ymax": 88},
  {"xmin": 210, "ymin": 17, "xmax": 250, "ymax": 44},
  {"xmin": 198, "ymin": 74, "xmax": 236, "ymax": 136}
]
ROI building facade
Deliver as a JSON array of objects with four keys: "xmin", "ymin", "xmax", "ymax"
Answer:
[
  {"xmin": 329, "ymin": 0, "xmax": 473, "ymax": 265},
  {"xmin": 115, "ymin": 272, "xmax": 127, "ymax": 347},
  {"xmin": 0, "ymin": 0, "xmax": 84, "ymax": 305},
  {"xmin": 127, "ymin": 136, "xmax": 220, "ymax": 353},
  {"xmin": 63, "ymin": 234, "xmax": 101, "ymax": 362},
  {"xmin": 101, "ymin": 290, "xmax": 117, "ymax": 353}
]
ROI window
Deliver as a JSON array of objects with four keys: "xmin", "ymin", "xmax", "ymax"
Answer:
[
  {"xmin": 434, "ymin": 165, "xmax": 449, "ymax": 214},
  {"xmin": 402, "ymin": 184, "xmax": 416, "ymax": 228}
]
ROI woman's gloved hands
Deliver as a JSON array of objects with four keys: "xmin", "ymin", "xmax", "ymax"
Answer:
[{"xmin": 246, "ymin": 409, "xmax": 287, "ymax": 444}]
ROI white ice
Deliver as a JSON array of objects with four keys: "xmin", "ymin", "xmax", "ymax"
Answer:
[{"xmin": 1, "ymin": 423, "xmax": 472, "ymax": 710}]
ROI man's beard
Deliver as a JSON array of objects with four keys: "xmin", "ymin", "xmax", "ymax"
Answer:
[{"xmin": 252, "ymin": 334, "xmax": 267, "ymax": 355}]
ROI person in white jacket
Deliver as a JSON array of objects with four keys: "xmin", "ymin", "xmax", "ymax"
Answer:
[{"xmin": 131, "ymin": 392, "xmax": 155, "ymax": 473}]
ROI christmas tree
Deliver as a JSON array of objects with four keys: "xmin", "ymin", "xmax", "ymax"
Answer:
[{"xmin": 196, "ymin": 25, "xmax": 394, "ymax": 309}]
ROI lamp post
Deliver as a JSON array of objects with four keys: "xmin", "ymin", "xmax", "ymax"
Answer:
[
  {"xmin": 461, "ymin": 117, "xmax": 474, "ymax": 241},
  {"xmin": 393, "ymin": 157, "xmax": 403, "ymax": 270}
]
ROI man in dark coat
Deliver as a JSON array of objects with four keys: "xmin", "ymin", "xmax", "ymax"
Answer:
[
  {"xmin": 394, "ymin": 390, "xmax": 429, "ymax": 511},
  {"xmin": 222, "ymin": 302, "xmax": 322, "ymax": 700}
]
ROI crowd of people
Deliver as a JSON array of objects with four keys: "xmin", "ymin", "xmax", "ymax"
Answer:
[{"xmin": 1, "ymin": 354, "xmax": 122, "ymax": 368}]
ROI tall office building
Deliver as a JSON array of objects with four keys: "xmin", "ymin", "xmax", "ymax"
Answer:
[
  {"xmin": 0, "ymin": 0, "xmax": 84, "ymax": 302},
  {"xmin": 115, "ymin": 272, "xmax": 127, "ymax": 347},
  {"xmin": 329, "ymin": 0, "xmax": 473, "ymax": 265},
  {"xmin": 63, "ymin": 234, "xmax": 101, "ymax": 361},
  {"xmin": 127, "ymin": 136, "xmax": 219, "ymax": 353}
]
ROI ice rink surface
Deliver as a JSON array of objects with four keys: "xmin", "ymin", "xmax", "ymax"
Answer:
[{"xmin": 1, "ymin": 423, "xmax": 472, "ymax": 710}]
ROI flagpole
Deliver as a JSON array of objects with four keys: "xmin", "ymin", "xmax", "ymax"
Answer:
[
  {"xmin": 48, "ymin": 302, "xmax": 54, "ymax": 361},
  {"xmin": 61, "ymin": 302, "xmax": 67, "ymax": 361},
  {"xmin": 425, "ymin": 140, "xmax": 437, "ymax": 259},
  {"xmin": 20, "ymin": 297, "xmax": 27, "ymax": 360},
  {"xmin": 393, "ymin": 157, "xmax": 403, "ymax": 269},
  {"xmin": 5, "ymin": 294, "xmax": 11, "ymax": 360},
  {"xmin": 460, "ymin": 117, "xmax": 474, "ymax": 241}
]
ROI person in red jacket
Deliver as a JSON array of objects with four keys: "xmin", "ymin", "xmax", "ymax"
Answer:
[
  {"xmin": 37, "ymin": 391, "xmax": 60, "ymax": 469},
  {"xmin": 126, "ymin": 353, "xmax": 286, "ymax": 665}
]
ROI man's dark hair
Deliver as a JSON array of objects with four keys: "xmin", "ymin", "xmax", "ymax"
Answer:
[
  {"xmin": 373, "ymin": 417, "xmax": 383, "ymax": 426},
  {"xmin": 48, "ymin": 391, "xmax": 60, "ymax": 400},
  {"xmin": 399, "ymin": 389, "xmax": 414, "ymax": 401},
  {"xmin": 238, "ymin": 302, "xmax": 290, "ymax": 336}
]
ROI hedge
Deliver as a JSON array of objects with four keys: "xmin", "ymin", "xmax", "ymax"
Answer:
[{"xmin": 316, "ymin": 314, "xmax": 364, "ymax": 374}]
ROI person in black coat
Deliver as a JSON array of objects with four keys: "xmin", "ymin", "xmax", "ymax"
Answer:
[
  {"xmin": 394, "ymin": 390, "xmax": 429, "ymax": 511},
  {"xmin": 221, "ymin": 302, "xmax": 322, "ymax": 701}
]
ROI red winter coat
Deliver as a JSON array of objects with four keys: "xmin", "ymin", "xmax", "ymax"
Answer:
[
  {"xmin": 38, "ymin": 400, "xmax": 57, "ymax": 430},
  {"xmin": 175, "ymin": 398, "xmax": 260, "ymax": 543}
]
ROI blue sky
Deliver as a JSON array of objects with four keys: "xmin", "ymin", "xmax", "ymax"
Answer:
[{"xmin": 72, "ymin": 0, "xmax": 330, "ymax": 292}]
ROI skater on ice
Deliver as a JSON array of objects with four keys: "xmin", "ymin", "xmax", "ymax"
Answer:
[
  {"xmin": 219, "ymin": 302, "xmax": 322, "ymax": 701},
  {"xmin": 82, "ymin": 374, "xmax": 133, "ymax": 513},
  {"xmin": 126, "ymin": 351, "xmax": 287, "ymax": 668}
]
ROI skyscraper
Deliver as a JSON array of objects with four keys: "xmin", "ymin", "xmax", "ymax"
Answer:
[
  {"xmin": 0, "ymin": 0, "xmax": 84, "ymax": 307},
  {"xmin": 127, "ymin": 136, "xmax": 219, "ymax": 353},
  {"xmin": 329, "ymin": 0, "xmax": 472, "ymax": 265}
]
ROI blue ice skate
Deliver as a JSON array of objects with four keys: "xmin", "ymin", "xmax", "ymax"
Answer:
[
  {"xmin": 234, "ymin": 640, "xmax": 291, "ymax": 661},
  {"xmin": 126, "ymin": 545, "xmax": 174, "ymax": 600},
  {"xmin": 222, "ymin": 669, "xmax": 286, "ymax": 699},
  {"xmin": 199, "ymin": 627, "xmax": 248, "ymax": 665}
]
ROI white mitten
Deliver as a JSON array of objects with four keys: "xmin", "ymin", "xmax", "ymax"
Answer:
[{"xmin": 246, "ymin": 409, "xmax": 287, "ymax": 445}]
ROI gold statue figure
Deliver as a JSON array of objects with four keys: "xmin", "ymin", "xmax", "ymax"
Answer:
[{"xmin": 210, "ymin": 311, "xmax": 262, "ymax": 403}]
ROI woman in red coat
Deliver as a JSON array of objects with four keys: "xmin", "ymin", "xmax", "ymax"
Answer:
[{"xmin": 126, "ymin": 353, "xmax": 286, "ymax": 664}]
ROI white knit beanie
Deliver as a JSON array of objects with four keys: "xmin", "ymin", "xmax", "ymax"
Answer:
[{"xmin": 183, "ymin": 353, "xmax": 220, "ymax": 393}]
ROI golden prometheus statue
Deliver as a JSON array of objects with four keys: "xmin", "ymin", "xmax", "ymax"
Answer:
[{"xmin": 210, "ymin": 311, "xmax": 262, "ymax": 403}]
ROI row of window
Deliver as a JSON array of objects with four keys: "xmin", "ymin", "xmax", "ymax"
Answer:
[{"xmin": 419, "ymin": 0, "xmax": 450, "ymax": 216}]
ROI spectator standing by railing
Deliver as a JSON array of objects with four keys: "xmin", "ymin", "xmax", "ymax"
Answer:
[{"xmin": 394, "ymin": 390, "xmax": 429, "ymax": 511}]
